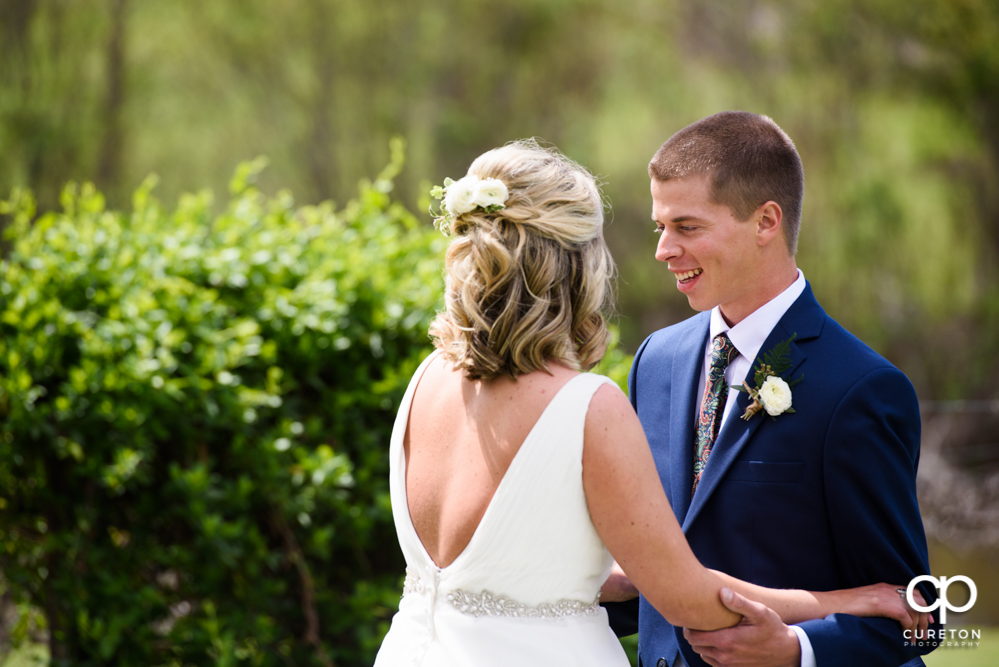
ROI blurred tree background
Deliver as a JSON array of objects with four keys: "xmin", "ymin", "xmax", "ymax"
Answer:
[
  {"xmin": 2, "ymin": 0, "xmax": 997, "ymax": 397},
  {"xmin": 2, "ymin": 0, "xmax": 998, "ymax": 664}
]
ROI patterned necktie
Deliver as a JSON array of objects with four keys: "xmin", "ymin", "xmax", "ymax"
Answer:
[{"xmin": 693, "ymin": 332, "xmax": 738, "ymax": 494}]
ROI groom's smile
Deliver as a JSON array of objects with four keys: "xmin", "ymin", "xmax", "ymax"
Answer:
[
  {"xmin": 672, "ymin": 267, "xmax": 704, "ymax": 296},
  {"xmin": 675, "ymin": 268, "xmax": 703, "ymax": 284}
]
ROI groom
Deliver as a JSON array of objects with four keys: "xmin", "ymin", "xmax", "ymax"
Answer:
[{"xmin": 624, "ymin": 112, "xmax": 936, "ymax": 667}]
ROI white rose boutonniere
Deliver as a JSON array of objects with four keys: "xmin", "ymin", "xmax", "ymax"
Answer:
[
  {"xmin": 429, "ymin": 174, "xmax": 510, "ymax": 236},
  {"xmin": 758, "ymin": 376, "xmax": 793, "ymax": 416},
  {"xmin": 733, "ymin": 334, "xmax": 802, "ymax": 421}
]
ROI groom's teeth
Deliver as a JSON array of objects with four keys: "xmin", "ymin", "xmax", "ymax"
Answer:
[{"xmin": 677, "ymin": 269, "xmax": 703, "ymax": 281}]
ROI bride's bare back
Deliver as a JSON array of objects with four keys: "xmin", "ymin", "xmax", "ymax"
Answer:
[{"xmin": 403, "ymin": 353, "xmax": 581, "ymax": 569}]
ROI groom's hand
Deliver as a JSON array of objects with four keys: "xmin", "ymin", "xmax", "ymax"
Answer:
[
  {"xmin": 600, "ymin": 562, "xmax": 639, "ymax": 602},
  {"xmin": 683, "ymin": 589, "xmax": 800, "ymax": 667}
]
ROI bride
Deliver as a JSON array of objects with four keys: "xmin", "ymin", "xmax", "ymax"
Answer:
[{"xmin": 373, "ymin": 141, "xmax": 924, "ymax": 666}]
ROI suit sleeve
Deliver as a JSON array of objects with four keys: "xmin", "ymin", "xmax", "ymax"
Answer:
[
  {"xmin": 627, "ymin": 334, "xmax": 653, "ymax": 412},
  {"xmin": 601, "ymin": 334, "xmax": 655, "ymax": 638},
  {"xmin": 796, "ymin": 366, "xmax": 940, "ymax": 665}
]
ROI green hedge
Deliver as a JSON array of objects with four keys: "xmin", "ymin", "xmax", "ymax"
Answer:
[
  {"xmin": 0, "ymin": 139, "xmax": 447, "ymax": 666},
  {"xmin": 0, "ymin": 142, "xmax": 634, "ymax": 666}
]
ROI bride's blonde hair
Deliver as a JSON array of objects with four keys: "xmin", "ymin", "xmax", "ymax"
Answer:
[{"xmin": 430, "ymin": 140, "xmax": 615, "ymax": 380}]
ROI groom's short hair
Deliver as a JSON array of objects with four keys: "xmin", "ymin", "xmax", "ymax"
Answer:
[{"xmin": 649, "ymin": 111, "xmax": 804, "ymax": 255}]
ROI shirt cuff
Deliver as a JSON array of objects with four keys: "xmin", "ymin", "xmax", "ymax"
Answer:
[{"xmin": 790, "ymin": 625, "xmax": 816, "ymax": 667}]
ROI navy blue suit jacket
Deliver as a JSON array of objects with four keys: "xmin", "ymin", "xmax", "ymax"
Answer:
[{"xmin": 627, "ymin": 284, "xmax": 935, "ymax": 667}]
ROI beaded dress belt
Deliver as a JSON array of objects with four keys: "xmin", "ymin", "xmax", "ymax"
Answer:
[{"xmin": 403, "ymin": 567, "xmax": 601, "ymax": 619}]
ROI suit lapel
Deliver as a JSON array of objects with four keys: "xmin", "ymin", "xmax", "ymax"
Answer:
[
  {"xmin": 668, "ymin": 316, "xmax": 709, "ymax": 523},
  {"xmin": 681, "ymin": 284, "xmax": 825, "ymax": 532}
]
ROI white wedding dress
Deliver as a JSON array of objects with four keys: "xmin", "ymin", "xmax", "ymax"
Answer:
[{"xmin": 374, "ymin": 351, "xmax": 630, "ymax": 667}]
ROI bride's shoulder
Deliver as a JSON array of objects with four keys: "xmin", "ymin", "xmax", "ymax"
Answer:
[
  {"xmin": 585, "ymin": 380, "xmax": 632, "ymax": 424},
  {"xmin": 582, "ymin": 380, "xmax": 647, "ymax": 462}
]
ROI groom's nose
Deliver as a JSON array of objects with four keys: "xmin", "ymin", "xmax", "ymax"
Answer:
[{"xmin": 655, "ymin": 229, "xmax": 680, "ymax": 263}]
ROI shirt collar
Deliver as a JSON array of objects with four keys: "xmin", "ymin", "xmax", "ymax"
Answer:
[{"xmin": 709, "ymin": 269, "xmax": 806, "ymax": 364}]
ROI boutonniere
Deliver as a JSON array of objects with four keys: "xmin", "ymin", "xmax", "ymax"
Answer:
[{"xmin": 733, "ymin": 333, "xmax": 803, "ymax": 421}]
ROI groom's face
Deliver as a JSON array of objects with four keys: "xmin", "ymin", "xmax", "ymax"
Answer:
[{"xmin": 651, "ymin": 174, "xmax": 761, "ymax": 322}]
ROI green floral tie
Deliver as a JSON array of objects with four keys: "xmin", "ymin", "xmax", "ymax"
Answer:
[{"xmin": 693, "ymin": 333, "xmax": 738, "ymax": 494}]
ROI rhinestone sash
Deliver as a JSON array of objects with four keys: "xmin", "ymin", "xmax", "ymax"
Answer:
[{"xmin": 403, "ymin": 567, "xmax": 600, "ymax": 620}]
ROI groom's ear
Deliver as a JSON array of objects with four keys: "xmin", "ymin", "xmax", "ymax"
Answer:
[{"xmin": 754, "ymin": 201, "xmax": 784, "ymax": 248}]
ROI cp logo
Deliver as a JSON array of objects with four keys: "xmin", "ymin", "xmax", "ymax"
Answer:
[{"xmin": 906, "ymin": 575, "xmax": 977, "ymax": 624}]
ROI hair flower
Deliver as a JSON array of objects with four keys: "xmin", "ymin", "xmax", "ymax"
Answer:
[
  {"xmin": 445, "ymin": 175, "xmax": 480, "ymax": 216},
  {"xmin": 430, "ymin": 174, "xmax": 509, "ymax": 236},
  {"xmin": 473, "ymin": 178, "xmax": 509, "ymax": 210}
]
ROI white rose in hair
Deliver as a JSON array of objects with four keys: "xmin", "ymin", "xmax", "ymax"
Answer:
[
  {"xmin": 444, "ymin": 175, "xmax": 480, "ymax": 215},
  {"xmin": 758, "ymin": 376, "xmax": 793, "ymax": 416},
  {"xmin": 473, "ymin": 178, "xmax": 509, "ymax": 209}
]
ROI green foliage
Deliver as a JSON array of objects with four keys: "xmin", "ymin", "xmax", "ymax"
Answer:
[
  {"xmin": 749, "ymin": 333, "xmax": 800, "ymax": 392},
  {"xmin": 590, "ymin": 325, "xmax": 632, "ymax": 394},
  {"xmin": 0, "ymin": 149, "xmax": 448, "ymax": 666}
]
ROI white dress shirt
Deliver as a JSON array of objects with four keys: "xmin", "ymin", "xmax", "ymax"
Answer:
[{"xmin": 688, "ymin": 268, "xmax": 817, "ymax": 667}]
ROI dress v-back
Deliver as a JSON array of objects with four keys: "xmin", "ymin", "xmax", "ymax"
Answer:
[{"xmin": 374, "ymin": 350, "xmax": 630, "ymax": 666}]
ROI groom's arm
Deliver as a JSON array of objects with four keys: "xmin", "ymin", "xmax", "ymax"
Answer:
[
  {"xmin": 627, "ymin": 334, "xmax": 653, "ymax": 412},
  {"xmin": 600, "ymin": 334, "xmax": 655, "ymax": 637},
  {"xmin": 794, "ymin": 366, "xmax": 938, "ymax": 665}
]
